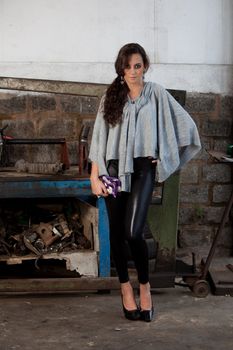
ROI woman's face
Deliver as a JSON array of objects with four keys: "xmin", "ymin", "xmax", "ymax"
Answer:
[{"xmin": 123, "ymin": 53, "xmax": 145, "ymax": 86}]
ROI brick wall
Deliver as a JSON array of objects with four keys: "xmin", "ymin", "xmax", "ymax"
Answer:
[{"xmin": 0, "ymin": 81, "xmax": 232, "ymax": 257}]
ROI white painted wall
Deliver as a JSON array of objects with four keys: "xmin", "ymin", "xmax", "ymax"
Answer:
[{"xmin": 0, "ymin": 0, "xmax": 232, "ymax": 94}]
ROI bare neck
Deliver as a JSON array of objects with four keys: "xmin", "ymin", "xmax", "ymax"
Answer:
[{"xmin": 128, "ymin": 83, "xmax": 144, "ymax": 100}]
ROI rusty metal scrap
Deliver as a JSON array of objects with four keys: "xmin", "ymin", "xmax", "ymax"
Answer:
[
  {"xmin": 36, "ymin": 223, "xmax": 61, "ymax": 247},
  {"xmin": 0, "ymin": 203, "xmax": 91, "ymax": 257},
  {"xmin": 0, "ymin": 238, "xmax": 11, "ymax": 255}
]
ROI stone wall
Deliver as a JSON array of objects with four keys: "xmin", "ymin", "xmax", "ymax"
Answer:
[
  {"xmin": 0, "ymin": 79, "xmax": 232, "ymax": 257},
  {"xmin": 0, "ymin": 89, "xmax": 99, "ymax": 165},
  {"xmin": 179, "ymin": 92, "xmax": 233, "ymax": 258}
]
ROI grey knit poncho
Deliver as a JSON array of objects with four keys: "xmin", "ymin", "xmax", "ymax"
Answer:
[{"xmin": 88, "ymin": 82, "xmax": 201, "ymax": 192}]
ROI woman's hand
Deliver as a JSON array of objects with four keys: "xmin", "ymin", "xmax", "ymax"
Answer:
[
  {"xmin": 90, "ymin": 161, "xmax": 109, "ymax": 197},
  {"xmin": 148, "ymin": 156, "xmax": 157, "ymax": 164},
  {"xmin": 90, "ymin": 177, "xmax": 109, "ymax": 197}
]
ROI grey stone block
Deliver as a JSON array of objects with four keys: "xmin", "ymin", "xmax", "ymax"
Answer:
[
  {"xmin": 179, "ymin": 206, "xmax": 226, "ymax": 225},
  {"xmin": 213, "ymin": 184, "xmax": 233, "ymax": 203},
  {"xmin": 179, "ymin": 207, "xmax": 199, "ymax": 225},
  {"xmin": 221, "ymin": 95, "xmax": 233, "ymax": 117},
  {"xmin": 179, "ymin": 226, "xmax": 213, "ymax": 247},
  {"xmin": 31, "ymin": 94, "xmax": 56, "ymax": 111},
  {"xmin": 39, "ymin": 118, "xmax": 76, "ymax": 138},
  {"xmin": 2, "ymin": 120, "xmax": 35, "ymax": 138},
  {"xmin": 0, "ymin": 95, "xmax": 26, "ymax": 114},
  {"xmin": 185, "ymin": 93, "xmax": 217, "ymax": 113},
  {"xmin": 180, "ymin": 185, "xmax": 209, "ymax": 203},
  {"xmin": 180, "ymin": 164, "xmax": 199, "ymax": 183},
  {"xmin": 202, "ymin": 164, "xmax": 231, "ymax": 182},
  {"xmin": 213, "ymin": 139, "xmax": 231, "ymax": 152},
  {"xmin": 80, "ymin": 96, "xmax": 99, "ymax": 114},
  {"xmin": 202, "ymin": 119, "xmax": 231, "ymax": 137},
  {"xmin": 205, "ymin": 207, "xmax": 225, "ymax": 224},
  {"xmin": 29, "ymin": 144, "xmax": 60, "ymax": 163},
  {"xmin": 60, "ymin": 95, "xmax": 81, "ymax": 113}
]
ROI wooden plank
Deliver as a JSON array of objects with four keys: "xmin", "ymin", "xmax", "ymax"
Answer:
[
  {"xmin": 0, "ymin": 166, "xmax": 84, "ymax": 180},
  {"xmin": 0, "ymin": 250, "xmax": 95, "ymax": 264},
  {"xmin": 77, "ymin": 198, "xmax": 99, "ymax": 252},
  {"xmin": 0, "ymin": 251, "xmax": 99, "ymax": 277},
  {"xmin": 0, "ymin": 277, "xmax": 122, "ymax": 293}
]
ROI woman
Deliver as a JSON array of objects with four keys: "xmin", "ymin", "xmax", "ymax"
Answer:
[{"xmin": 89, "ymin": 43, "xmax": 201, "ymax": 322}]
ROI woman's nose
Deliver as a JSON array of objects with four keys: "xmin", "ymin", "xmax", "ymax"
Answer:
[{"xmin": 129, "ymin": 67, "xmax": 135, "ymax": 74}]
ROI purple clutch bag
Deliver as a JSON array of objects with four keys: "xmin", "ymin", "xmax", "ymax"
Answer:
[{"xmin": 99, "ymin": 175, "xmax": 121, "ymax": 198}]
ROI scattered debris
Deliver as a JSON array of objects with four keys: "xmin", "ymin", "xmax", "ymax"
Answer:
[{"xmin": 0, "ymin": 202, "xmax": 91, "ymax": 257}]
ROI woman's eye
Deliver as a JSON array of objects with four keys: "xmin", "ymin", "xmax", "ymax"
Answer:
[{"xmin": 135, "ymin": 64, "xmax": 142, "ymax": 69}]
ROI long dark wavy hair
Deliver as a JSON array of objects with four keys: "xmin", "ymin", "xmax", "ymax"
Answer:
[{"xmin": 103, "ymin": 43, "xmax": 150, "ymax": 126}]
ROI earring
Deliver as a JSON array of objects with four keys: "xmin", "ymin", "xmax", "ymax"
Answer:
[{"xmin": 120, "ymin": 76, "xmax": 125, "ymax": 85}]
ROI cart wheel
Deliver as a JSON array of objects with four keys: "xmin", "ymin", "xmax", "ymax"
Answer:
[
  {"xmin": 192, "ymin": 280, "xmax": 210, "ymax": 298},
  {"xmin": 183, "ymin": 276, "xmax": 197, "ymax": 287}
]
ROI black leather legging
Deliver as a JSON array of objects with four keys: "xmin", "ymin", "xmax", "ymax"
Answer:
[{"xmin": 105, "ymin": 157, "xmax": 156, "ymax": 284}]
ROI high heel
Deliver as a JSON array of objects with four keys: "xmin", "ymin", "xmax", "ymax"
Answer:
[
  {"xmin": 139, "ymin": 283, "xmax": 154, "ymax": 322},
  {"xmin": 140, "ymin": 305, "xmax": 154, "ymax": 322},
  {"xmin": 121, "ymin": 296, "xmax": 141, "ymax": 321}
]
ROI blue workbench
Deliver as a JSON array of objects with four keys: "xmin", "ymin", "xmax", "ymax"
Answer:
[{"xmin": 0, "ymin": 175, "xmax": 110, "ymax": 278}]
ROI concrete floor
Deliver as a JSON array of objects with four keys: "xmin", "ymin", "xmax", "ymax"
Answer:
[{"xmin": 0, "ymin": 286, "xmax": 232, "ymax": 350}]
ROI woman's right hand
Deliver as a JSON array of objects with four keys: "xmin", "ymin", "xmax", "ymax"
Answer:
[{"xmin": 90, "ymin": 177, "xmax": 109, "ymax": 197}]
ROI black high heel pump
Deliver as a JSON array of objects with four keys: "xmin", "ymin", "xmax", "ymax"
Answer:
[
  {"xmin": 140, "ymin": 305, "xmax": 154, "ymax": 322},
  {"xmin": 121, "ymin": 296, "xmax": 141, "ymax": 321}
]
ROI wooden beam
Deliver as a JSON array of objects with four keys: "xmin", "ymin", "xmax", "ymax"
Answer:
[{"xmin": 0, "ymin": 77, "xmax": 107, "ymax": 97}]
